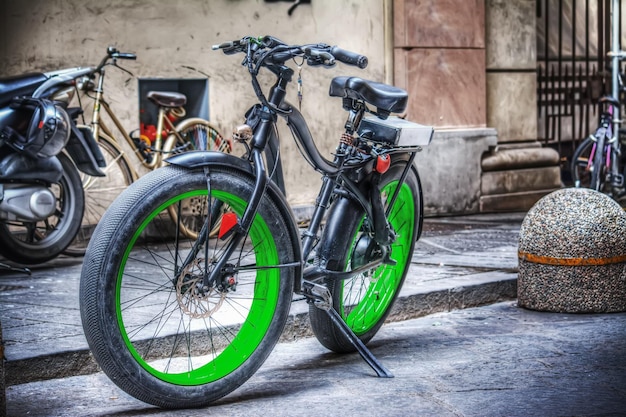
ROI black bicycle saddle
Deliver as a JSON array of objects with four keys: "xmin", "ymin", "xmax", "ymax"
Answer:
[{"xmin": 329, "ymin": 76, "xmax": 408, "ymax": 115}]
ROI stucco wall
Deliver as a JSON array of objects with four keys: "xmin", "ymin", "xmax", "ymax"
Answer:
[{"xmin": 0, "ymin": 0, "xmax": 386, "ymax": 206}]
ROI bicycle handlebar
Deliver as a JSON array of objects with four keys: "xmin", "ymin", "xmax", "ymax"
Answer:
[
  {"xmin": 106, "ymin": 46, "xmax": 136, "ymax": 60},
  {"xmin": 93, "ymin": 47, "xmax": 136, "ymax": 73},
  {"xmin": 213, "ymin": 36, "xmax": 368, "ymax": 114},
  {"xmin": 212, "ymin": 36, "xmax": 368, "ymax": 70},
  {"xmin": 77, "ymin": 47, "xmax": 136, "ymax": 92}
]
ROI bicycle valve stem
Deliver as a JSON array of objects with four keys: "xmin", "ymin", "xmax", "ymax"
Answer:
[{"xmin": 233, "ymin": 124, "xmax": 253, "ymax": 142}]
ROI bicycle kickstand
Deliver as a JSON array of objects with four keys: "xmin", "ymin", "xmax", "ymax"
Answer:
[{"xmin": 304, "ymin": 281, "xmax": 393, "ymax": 378}]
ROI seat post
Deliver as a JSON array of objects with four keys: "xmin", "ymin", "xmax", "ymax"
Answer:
[
  {"xmin": 342, "ymin": 99, "xmax": 366, "ymax": 134},
  {"xmin": 153, "ymin": 107, "xmax": 166, "ymax": 151}
]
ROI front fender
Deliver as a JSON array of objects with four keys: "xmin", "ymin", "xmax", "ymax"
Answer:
[
  {"xmin": 166, "ymin": 149, "xmax": 303, "ymax": 292},
  {"xmin": 165, "ymin": 150, "xmax": 253, "ymax": 175},
  {"xmin": 65, "ymin": 123, "xmax": 106, "ymax": 177}
]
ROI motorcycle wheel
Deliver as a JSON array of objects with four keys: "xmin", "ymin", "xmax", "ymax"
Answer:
[{"xmin": 0, "ymin": 152, "xmax": 85, "ymax": 264}]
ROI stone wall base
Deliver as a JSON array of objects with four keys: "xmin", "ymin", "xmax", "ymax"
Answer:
[
  {"xmin": 479, "ymin": 142, "xmax": 562, "ymax": 212},
  {"xmin": 415, "ymin": 128, "xmax": 498, "ymax": 216}
]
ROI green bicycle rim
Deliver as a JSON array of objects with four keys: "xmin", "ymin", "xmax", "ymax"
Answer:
[{"xmin": 116, "ymin": 189, "xmax": 280, "ymax": 385}]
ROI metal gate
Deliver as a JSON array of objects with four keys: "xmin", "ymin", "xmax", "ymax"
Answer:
[{"xmin": 537, "ymin": 0, "xmax": 623, "ymax": 159}]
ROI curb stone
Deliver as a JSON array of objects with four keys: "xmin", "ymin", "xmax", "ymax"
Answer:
[{"xmin": 4, "ymin": 273, "xmax": 517, "ymax": 386}]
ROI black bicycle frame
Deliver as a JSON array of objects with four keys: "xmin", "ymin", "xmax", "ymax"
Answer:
[
  {"xmin": 200, "ymin": 63, "xmax": 420, "ymax": 291},
  {"xmin": 172, "ymin": 50, "xmax": 423, "ymax": 377}
]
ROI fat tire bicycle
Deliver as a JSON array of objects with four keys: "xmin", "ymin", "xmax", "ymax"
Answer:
[
  {"xmin": 80, "ymin": 36, "xmax": 431, "ymax": 409},
  {"xmin": 67, "ymin": 47, "xmax": 231, "ymax": 253}
]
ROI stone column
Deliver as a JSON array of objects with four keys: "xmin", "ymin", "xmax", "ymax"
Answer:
[
  {"xmin": 394, "ymin": 0, "xmax": 498, "ymax": 215},
  {"xmin": 481, "ymin": 0, "xmax": 561, "ymax": 212}
]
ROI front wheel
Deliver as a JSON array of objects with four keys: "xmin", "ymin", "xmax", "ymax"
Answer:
[
  {"xmin": 80, "ymin": 165, "xmax": 297, "ymax": 408},
  {"xmin": 571, "ymin": 136, "xmax": 626, "ymax": 206},
  {"xmin": 309, "ymin": 159, "xmax": 423, "ymax": 353}
]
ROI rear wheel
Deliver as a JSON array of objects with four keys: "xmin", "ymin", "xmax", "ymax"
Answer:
[
  {"xmin": 0, "ymin": 153, "xmax": 84, "ymax": 264},
  {"xmin": 80, "ymin": 165, "xmax": 297, "ymax": 408},
  {"xmin": 590, "ymin": 136, "xmax": 606, "ymax": 191},
  {"xmin": 309, "ymin": 160, "xmax": 422, "ymax": 352}
]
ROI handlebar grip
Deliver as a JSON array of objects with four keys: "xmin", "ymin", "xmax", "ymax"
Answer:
[
  {"xmin": 117, "ymin": 53, "xmax": 136, "ymax": 60},
  {"xmin": 212, "ymin": 40, "xmax": 240, "ymax": 50},
  {"xmin": 106, "ymin": 46, "xmax": 136, "ymax": 60},
  {"xmin": 330, "ymin": 46, "xmax": 368, "ymax": 69}
]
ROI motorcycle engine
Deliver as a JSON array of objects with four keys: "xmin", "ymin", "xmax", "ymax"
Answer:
[{"xmin": 0, "ymin": 184, "xmax": 56, "ymax": 221}]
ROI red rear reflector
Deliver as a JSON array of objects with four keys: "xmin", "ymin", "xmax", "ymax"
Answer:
[
  {"xmin": 218, "ymin": 212, "xmax": 238, "ymax": 239},
  {"xmin": 375, "ymin": 155, "xmax": 390, "ymax": 174},
  {"xmin": 38, "ymin": 120, "xmax": 45, "ymax": 129}
]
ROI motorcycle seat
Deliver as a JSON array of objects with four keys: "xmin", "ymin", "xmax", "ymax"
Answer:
[
  {"xmin": 0, "ymin": 73, "xmax": 48, "ymax": 107},
  {"xmin": 329, "ymin": 76, "xmax": 408, "ymax": 117},
  {"xmin": 147, "ymin": 91, "xmax": 187, "ymax": 108}
]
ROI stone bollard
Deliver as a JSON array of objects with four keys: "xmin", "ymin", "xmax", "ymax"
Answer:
[{"xmin": 517, "ymin": 188, "xmax": 626, "ymax": 313}]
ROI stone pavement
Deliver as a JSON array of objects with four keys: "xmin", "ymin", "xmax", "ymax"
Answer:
[
  {"xmin": 7, "ymin": 212, "xmax": 620, "ymax": 415},
  {"xmin": 5, "ymin": 301, "xmax": 626, "ymax": 417}
]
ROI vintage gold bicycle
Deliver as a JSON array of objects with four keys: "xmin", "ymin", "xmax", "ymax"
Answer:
[{"xmin": 69, "ymin": 47, "xmax": 231, "ymax": 251}]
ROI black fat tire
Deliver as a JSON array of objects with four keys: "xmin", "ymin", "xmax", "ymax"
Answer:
[
  {"xmin": 79, "ymin": 165, "xmax": 297, "ymax": 408},
  {"xmin": 308, "ymin": 160, "xmax": 422, "ymax": 353}
]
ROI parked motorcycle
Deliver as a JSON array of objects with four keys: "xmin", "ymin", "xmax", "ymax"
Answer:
[{"xmin": 0, "ymin": 66, "xmax": 106, "ymax": 265}]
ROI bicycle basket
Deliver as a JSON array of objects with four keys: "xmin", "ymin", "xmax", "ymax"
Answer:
[{"xmin": 1, "ymin": 97, "xmax": 71, "ymax": 158}]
